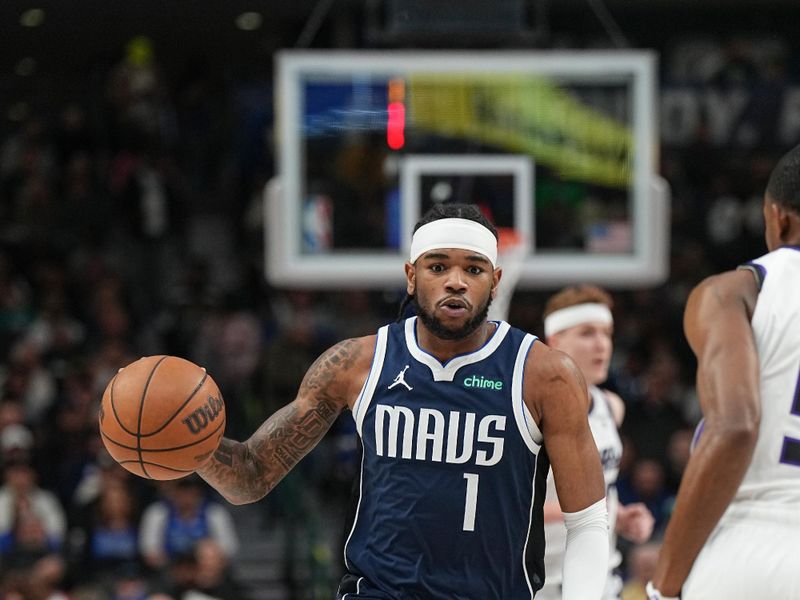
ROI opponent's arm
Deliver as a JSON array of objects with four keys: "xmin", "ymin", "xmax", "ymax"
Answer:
[
  {"xmin": 542, "ymin": 390, "xmax": 630, "ymax": 526},
  {"xmin": 527, "ymin": 343, "xmax": 608, "ymax": 600},
  {"xmin": 651, "ymin": 270, "xmax": 760, "ymax": 597},
  {"xmin": 197, "ymin": 337, "xmax": 371, "ymax": 505}
]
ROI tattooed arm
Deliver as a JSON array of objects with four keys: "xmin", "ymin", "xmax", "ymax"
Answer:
[{"xmin": 197, "ymin": 336, "xmax": 374, "ymax": 505}]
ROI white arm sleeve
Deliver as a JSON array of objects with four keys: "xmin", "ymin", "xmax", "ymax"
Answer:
[{"xmin": 561, "ymin": 497, "xmax": 609, "ymax": 600}]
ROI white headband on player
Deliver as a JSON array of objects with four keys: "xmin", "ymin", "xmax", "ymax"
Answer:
[
  {"xmin": 409, "ymin": 218, "xmax": 498, "ymax": 267},
  {"xmin": 544, "ymin": 303, "xmax": 613, "ymax": 337}
]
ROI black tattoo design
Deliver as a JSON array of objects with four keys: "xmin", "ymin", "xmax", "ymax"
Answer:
[
  {"xmin": 213, "ymin": 441, "xmax": 235, "ymax": 467},
  {"xmin": 198, "ymin": 339, "xmax": 359, "ymax": 504}
]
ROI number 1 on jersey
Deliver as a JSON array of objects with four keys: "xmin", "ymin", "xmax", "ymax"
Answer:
[{"xmin": 463, "ymin": 473, "xmax": 479, "ymax": 531}]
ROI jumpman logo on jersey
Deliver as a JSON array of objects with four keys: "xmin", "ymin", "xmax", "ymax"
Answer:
[{"xmin": 388, "ymin": 365, "xmax": 413, "ymax": 391}]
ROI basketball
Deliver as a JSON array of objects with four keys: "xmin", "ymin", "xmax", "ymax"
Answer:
[{"xmin": 99, "ymin": 355, "xmax": 226, "ymax": 480}]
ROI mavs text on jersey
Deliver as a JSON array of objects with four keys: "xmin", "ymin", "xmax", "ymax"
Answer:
[{"xmin": 338, "ymin": 317, "xmax": 550, "ymax": 600}]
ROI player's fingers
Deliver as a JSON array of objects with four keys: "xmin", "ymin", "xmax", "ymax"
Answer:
[
  {"xmin": 637, "ymin": 516, "xmax": 655, "ymax": 541},
  {"xmin": 627, "ymin": 502, "xmax": 649, "ymax": 514},
  {"xmin": 628, "ymin": 523, "xmax": 651, "ymax": 543}
]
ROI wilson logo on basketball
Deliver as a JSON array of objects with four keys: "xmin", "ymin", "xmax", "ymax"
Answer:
[{"xmin": 182, "ymin": 395, "xmax": 224, "ymax": 434}]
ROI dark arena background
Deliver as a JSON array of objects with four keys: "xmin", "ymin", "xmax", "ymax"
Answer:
[{"xmin": 0, "ymin": 1, "xmax": 796, "ymax": 598}]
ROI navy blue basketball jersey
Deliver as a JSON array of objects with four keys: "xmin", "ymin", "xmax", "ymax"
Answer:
[{"xmin": 339, "ymin": 317, "xmax": 550, "ymax": 600}]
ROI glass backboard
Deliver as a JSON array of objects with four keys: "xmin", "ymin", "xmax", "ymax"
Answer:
[{"xmin": 267, "ymin": 51, "xmax": 667, "ymax": 289}]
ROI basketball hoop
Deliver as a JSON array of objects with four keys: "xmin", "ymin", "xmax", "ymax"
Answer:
[{"xmin": 488, "ymin": 227, "xmax": 527, "ymax": 323}]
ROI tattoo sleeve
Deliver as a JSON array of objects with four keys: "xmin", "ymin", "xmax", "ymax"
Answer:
[{"xmin": 197, "ymin": 339, "xmax": 361, "ymax": 504}]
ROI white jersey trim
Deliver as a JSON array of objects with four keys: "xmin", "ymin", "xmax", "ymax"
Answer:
[
  {"xmin": 341, "ymin": 576, "xmax": 365, "ymax": 599},
  {"xmin": 521, "ymin": 457, "xmax": 540, "ymax": 599},
  {"xmin": 404, "ymin": 317, "xmax": 511, "ymax": 382},
  {"xmin": 588, "ymin": 385, "xmax": 609, "ymax": 418},
  {"xmin": 344, "ymin": 327, "xmax": 388, "ymax": 571},
  {"xmin": 342, "ymin": 449, "xmax": 367, "ymax": 572},
  {"xmin": 512, "ymin": 334, "xmax": 543, "ymax": 449},
  {"xmin": 353, "ymin": 325, "xmax": 389, "ymax": 436}
]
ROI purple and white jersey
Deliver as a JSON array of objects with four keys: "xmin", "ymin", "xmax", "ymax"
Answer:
[
  {"xmin": 682, "ymin": 246, "xmax": 800, "ymax": 599},
  {"xmin": 542, "ymin": 385, "xmax": 623, "ymax": 594},
  {"xmin": 735, "ymin": 246, "xmax": 800, "ymax": 514}
]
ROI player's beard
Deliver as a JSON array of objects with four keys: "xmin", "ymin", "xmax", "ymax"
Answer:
[{"xmin": 412, "ymin": 290, "xmax": 493, "ymax": 341}]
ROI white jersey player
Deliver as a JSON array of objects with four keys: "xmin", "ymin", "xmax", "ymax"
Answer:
[
  {"xmin": 649, "ymin": 145, "xmax": 800, "ymax": 599},
  {"xmin": 538, "ymin": 285, "xmax": 655, "ymax": 600}
]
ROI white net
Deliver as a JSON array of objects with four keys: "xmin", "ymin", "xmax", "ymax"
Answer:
[{"xmin": 488, "ymin": 228, "xmax": 527, "ymax": 323}]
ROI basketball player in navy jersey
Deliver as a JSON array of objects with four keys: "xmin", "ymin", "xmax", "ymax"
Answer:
[
  {"xmin": 198, "ymin": 203, "xmax": 610, "ymax": 599},
  {"xmin": 648, "ymin": 146, "xmax": 800, "ymax": 599},
  {"xmin": 538, "ymin": 285, "xmax": 654, "ymax": 600}
]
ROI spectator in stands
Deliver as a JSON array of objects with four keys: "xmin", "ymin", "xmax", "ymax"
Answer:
[
  {"xmin": 617, "ymin": 459, "xmax": 675, "ymax": 532},
  {"xmin": 5, "ymin": 341, "xmax": 56, "ymax": 425},
  {"xmin": 139, "ymin": 475, "xmax": 238, "ymax": 570},
  {"xmin": 107, "ymin": 562, "xmax": 151, "ymax": 600},
  {"xmin": 69, "ymin": 481, "xmax": 143, "ymax": 593},
  {"xmin": 0, "ymin": 451, "xmax": 69, "ymax": 600},
  {"xmin": 191, "ymin": 537, "xmax": 245, "ymax": 600},
  {"xmin": 0, "ymin": 398, "xmax": 24, "ymax": 422},
  {"xmin": 621, "ymin": 353, "xmax": 689, "ymax": 461},
  {"xmin": 0, "ymin": 451, "xmax": 66, "ymax": 558},
  {"xmin": 0, "ymin": 252, "xmax": 34, "ymax": 351}
]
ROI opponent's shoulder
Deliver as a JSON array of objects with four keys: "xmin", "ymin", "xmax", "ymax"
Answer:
[
  {"xmin": 684, "ymin": 269, "xmax": 759, "ymax": 355},
  {"xmin": 692, "ymin": 268, "xmax": 757, "ymax": 297},
  {"xmin": 687, "ymin": 269, "xmax": 758, "ymax": 321}
]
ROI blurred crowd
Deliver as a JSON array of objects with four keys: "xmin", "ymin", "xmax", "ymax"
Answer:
[{"xmin": 1, "ymin": 24, "xmax": 798, "ymax": 600}]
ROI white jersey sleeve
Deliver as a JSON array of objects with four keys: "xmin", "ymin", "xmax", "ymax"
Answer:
[
  {"xmin": 542, "ymin": 386, "xmax": 624, "ymax": 591},
  {"xmin": 730, "ymin": 247, "xmax": 800, "ymax": 517}
]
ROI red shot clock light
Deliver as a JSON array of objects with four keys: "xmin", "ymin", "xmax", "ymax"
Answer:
[{"xmin": 387, "ymin": 78, "xmax": 406, "ymax": 150}]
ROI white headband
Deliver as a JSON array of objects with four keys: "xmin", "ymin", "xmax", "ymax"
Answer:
[
  {"xmin": 544, "ymin": 303, "xmax": 613, "ymax": 337},
  {"xmin": 410, "ymin": 218, "xmax": 498, "ymax": 267}
]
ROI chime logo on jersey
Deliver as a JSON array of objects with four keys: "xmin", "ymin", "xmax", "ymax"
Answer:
[
  {"xmin": 462, "ymin": 374, "xmax": 503, "ymax": 390},
  {"xmin": 374, "ymin": 404, "xmax": 506, "ymax": 465}
]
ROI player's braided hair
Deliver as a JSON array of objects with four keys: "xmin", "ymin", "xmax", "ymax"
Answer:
[
  {"xmin": 767, "ymin": 144, "xmax": 800, "ymax": 214},
  {"xmin": 396, "ymin": 203, "xmax": 498, "ymax": 322}
]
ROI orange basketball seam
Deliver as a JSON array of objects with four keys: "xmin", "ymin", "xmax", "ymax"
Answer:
[
  {"xmin": 138, "ymin": 369, "xmax": 209, "ymax": 437},
  {"xmin": 100, "ymin": 355, "xmax": 225, "ymax": 481},
  {"xmin": 109, "ymin": 358, "xmax": 166, "ymax": 437},
  {"xmin": 137, "ymin": 355, "xmax": 169, "ymax": 478},
  {"xmin": 99, "ymin": 416, "xmax": 225, "ymax": 452},
  {"xmin": 116, "ymin": 459, "xmax": 196, "ymax": 473},
  {"xmin": 110, "ymin": 371, "xmax": 139, "ymax": 436}
]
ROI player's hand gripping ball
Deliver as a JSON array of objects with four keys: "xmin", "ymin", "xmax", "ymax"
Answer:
[{"xmin": 99, "ymin": 355, "xmax": 226, "ymax": 480}]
